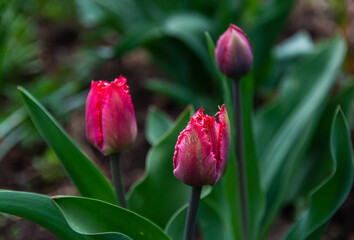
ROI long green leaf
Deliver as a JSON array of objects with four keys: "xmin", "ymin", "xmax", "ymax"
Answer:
[
  {"xmin": 52, "ymin": 196, "xmax": 171, "ymax": 240},
  {"xmin": 18, "ymin": 87, "xmax": 116, "ymax": 204},
  {"xmin": 283, "ymin": 107, "xmax": 354, "ymax": 240},
  {"xmin": 285, "ymin": 83, "xmax": 354, "ymax": 202},
  {"xmin": 0, "ymin": 190, "xmax": 87, "ymax": 240},
  {"xmin": 127, "ymin": 106, "xmax": 192, "ymax": 228},
  {"xmin": 258, "ymin": 37, "xmax": 346, "ymax": 188},
  {"xmin": 257, "ymin": 37, "xmax": 346, "ymax": 237}
]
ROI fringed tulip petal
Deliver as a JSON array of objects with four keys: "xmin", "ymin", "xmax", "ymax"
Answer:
[
  {"xmin": 173, "ymin": 120, "xmax": 217, "ymax": 186},
  {"xmin": 215, "ymin": 104, "xmax": 231, "ymax": 182},
  {"xmin": 173, "ymin": 106, "xmax": 230, "ymax": 186}
]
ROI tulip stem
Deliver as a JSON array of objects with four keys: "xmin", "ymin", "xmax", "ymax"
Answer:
[
  {"xmin": 184, "ymin": 186, "xmax": 202, "ymax": 240},
  {"xmin": 110, "ymin": 153, "xmax": 127, "ymax": 208},
  {"xmin": 233, "ymin": 80, "xmax": 249, "ymax": 240}
]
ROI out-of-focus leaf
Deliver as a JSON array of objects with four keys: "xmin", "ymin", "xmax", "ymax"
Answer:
[
  {"xmin": 18, "ymin": 87, "xmax": 116, "ymax": 204},
  {"xmin": 265, "ymin": 31, "xmax": 315, "ymax": 88},
  {"xmin": 114, "ymin": 23, "xmax": 163, "ymax": 55},
  {"xmin": 0, "ymin": 108, "xmax": 26, "ymax": 140},
  {"xmin": 145, "ymin": 106, "xmax": 172, "ymax": 145},
  {"xmin": 0, "ymin": 125, "xmax": 28, "ymax": 160},
  {"xmin": 284, "ymin": 107, "xmax": 354, "ymax": 240},
  {"xmin": 257, "ymin": 37, "xmax": 346, "ymax": 188},
  {"xmin": 145, "ymin": 79, "xmax": 216, "ymax": 113},
  {"xmin": 286, "ymin": 83, "xmax": 354, "ymax": 202},
  {"xmin": 273, "ymin": 31, "xmax": 314, "ymax": 60},
  {"xmin": 52, "ymin": 196, "xmax": 171, "ymax": 240},
  {"xmin": 116, "ymin": 13, "xmax": 213, "ymax": 69},
  {"xmin": 256, "ymin": 37, "xmax": 346, "ymax": 237},
  {"xmin": 248, "ymin": 0, "xmax": 296, "ymax": 83},
  {"xmin": 128, "ymin": 106, "xmax": 192, "ymax": 228},
  {"xmin": 91, "ymin": 0, "xmax": 144, "ymax": 31},
  {"xmin": 0, "ymin": 2, "xmax": 39, "ymax": 85},
  {"xmin": 0, "ymin": 190, "xmax": 87, "ymax": 240},
  {"xmin": 115, "ymin": 12, "xmax": 219, "ymax": 101},
  {"xmin": 75, "ymin": 0, "xmax": 105, "ymax": 27}
]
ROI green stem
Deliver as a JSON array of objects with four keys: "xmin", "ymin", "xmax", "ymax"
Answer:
[
  {"xmin": 233, "ymin": 80, "xmax": 249, "ymax": 240},
  {"xmin": 184, "ymin": 186, "xmax": 202, "ymax": 240},
  {"xmin": 110, "ymin": 153, "xmax": 127, "ymax": 208}
]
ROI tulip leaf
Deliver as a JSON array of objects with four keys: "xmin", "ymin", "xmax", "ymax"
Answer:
[
  {"xmin": 283, "ymin": 107, "xmax": 354, "ymax": 240},
  {"xmin": 285, "ymin": 83, "xmax": 354, "ymax": 202},
  {"xmin": 17, "ymin": 87, "xmax": 116, "ymax": 204},
  {"xmin": 145, "ymin": 106, "xmax": 172, "ymax": 145},
  {"xmin": 52, "ymin": 196, "xmax": 171, "ymax": 240},
  {"xmin": 127, "ymin": 106, "xmax": 192, "ymax": 228},
  {"xmin": 256, "ymin": 37, "xmax": 347, "ymax": 237},
  {"xmin": 0, "ymin": 190, "xmax": 88, "ymax": 240}
]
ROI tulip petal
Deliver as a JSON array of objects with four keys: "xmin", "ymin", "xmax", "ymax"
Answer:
[
  {"xmin": 85, "ymin": 81, "xmax": 110, "ymax": 151},
  {"xmin": 101, "ymin": 82, "xmax": 137, "ymax": 154},
  {"xmin": 195, "ymin": 108, "xmax": 220, "ymax": 161},
  {"xmin": 173, "ymin": 120, "xmax": 217, "ymax": 186},
  {"xmin": 215, "ymin": 105, "xmax": 231, "ymax": 182}
]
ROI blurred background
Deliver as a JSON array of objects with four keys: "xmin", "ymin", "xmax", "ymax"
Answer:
[{"xmin": 0, "ymin": 0, "xmax": 353, "ymax": 239}]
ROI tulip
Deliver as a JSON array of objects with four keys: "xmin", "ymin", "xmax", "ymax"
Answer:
[
  {"xmin": 85, "ymin": 75, "xmax": 137, "ymax": 155},
  {"xmin": 173, "ymin": 105, "xmax": 230, "ymax": 187},
  {"xmin": 215, "ymin": 24, "xmax": 253, "ymax": 79}
]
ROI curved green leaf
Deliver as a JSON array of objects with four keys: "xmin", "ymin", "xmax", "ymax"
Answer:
[
  {"xmin": 258, "ymin": 37, "xmax": 346, "ymax": 187},
  {"xmin": 285, "ymin": 83, "xmax": 354, "ymax": 202},
  {"xmin": 256, "ymin": 37, "xmax": 347, "ymax": 236},
  {"xmin": 284, "ymin": 107, "xmax": 354, "ymax": 240},
  {"xmin": 0, "ymin": 190, "xmax": 87, "ymax": 240},
  {"xmin": 52, "ymin": 196, "xmax": 171, "ymax": 240},
  {"xmin": 127, "ymin": 106, "xmax": 192, "ymax": 228},
  {"xmin": 18, "ymin": 87, "xmax": 116, "ymax": 204}
]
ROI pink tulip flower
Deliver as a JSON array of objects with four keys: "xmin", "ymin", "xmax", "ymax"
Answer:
[
  {"xmin": 173, "ymin": 105, "xmax": 231, "ymax": 186},
  {"xmin": 85, "ymin": 75, "xmax": 137, "ymax": 155},
  {"xmin": 215, "ymin": 24, "xmax": 253, "ymax": 79}
]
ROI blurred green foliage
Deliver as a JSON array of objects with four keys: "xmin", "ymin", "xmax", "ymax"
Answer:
[
  {"xmin": 0, "ymin": 0, "xmax": 39, "ymax": 88},
  {"xmin": 74, "ymin": 0, "xmax": 297, "ymax": 112},
  {"xmin": 0, "ymin": 0, "xmax": 353, "ymax": 239}
]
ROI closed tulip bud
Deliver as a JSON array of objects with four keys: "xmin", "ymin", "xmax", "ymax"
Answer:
[
  {"xmin": 215, "ymin": 24, "xmax": 253, "ymax": 79},
  {"xmin": 85, "ymin": 75, "xmax": 137, "ymax": 155},
  {"xmin": 173, "ymin": 105, "xmax": 230, "ymax": 186}
]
